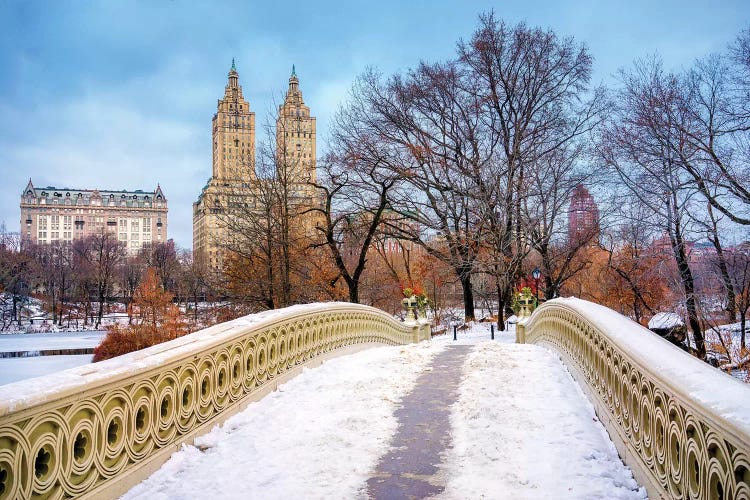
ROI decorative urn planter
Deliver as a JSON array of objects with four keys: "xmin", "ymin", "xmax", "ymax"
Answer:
[
  {"xmin": 402, "ymin": 296, "xmax": 418, "ymax": 322},
  {"xmin": 518, "ymin": 295, "xmax": 535, "ymax": 319}
]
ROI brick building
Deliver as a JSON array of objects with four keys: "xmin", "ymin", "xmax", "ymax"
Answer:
[{"xmin": 568, "ymin": 184, "xmax": 600, "ymax": 244}]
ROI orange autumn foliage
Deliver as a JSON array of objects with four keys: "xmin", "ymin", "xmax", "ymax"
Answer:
[
  {"xmin": 562, "ymin": 246, "xmax": 673, "ymax": 324},
  {"xmin": 93, "ymin": 268, "xmax": 189, "ymax": 361}
]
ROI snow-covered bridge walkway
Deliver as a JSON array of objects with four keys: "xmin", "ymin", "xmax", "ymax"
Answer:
[{"xmin": 124, "ymin": 327, "xmax": 645, "ymax": 499}]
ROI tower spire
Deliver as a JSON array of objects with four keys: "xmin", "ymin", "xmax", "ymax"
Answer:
[
  {"xmin": 288, "ymin": 64, "xmax": 300, "ymax": 97},
  {"xmin": 228, "ymin": 58, "xmax": 239, "ymax": 88}
]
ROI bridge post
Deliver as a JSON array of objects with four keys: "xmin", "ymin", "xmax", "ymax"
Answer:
[
  {"xmin": 515, "ymin": 321, "xmax": 526, "ymax": 343},
  {"xmin": 407, "ymin": 318, "xmax": 432, "ymax": 342}
]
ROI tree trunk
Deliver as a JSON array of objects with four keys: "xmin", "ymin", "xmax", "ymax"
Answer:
[
  {"xmin": 347, "ymin": 278, "xmax": 359, "ymax": 304},
  {"xmin": 707, "ymin": 204, "xmax": 737, "ymax": 321},
  {"xmin": 495, "ymin": 280, "xmax": 505, "ymax": 331},
  {"xmin": 97, "ymin": 287, "xmax": 105, "ymax": 328},
  {"xmin": 459, "ymin": 270, "xmax": 475, "ymax": 321},
  {"xmin": 671, "ymin": 228, "xmax": 705, "ymax": 359}
]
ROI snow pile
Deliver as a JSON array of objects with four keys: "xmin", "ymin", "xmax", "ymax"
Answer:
[
  {"xmin": 123, "ymin": 341, "xmax": 444, "ymax": 499},
  {"xmin": 648, "ymin": 312, "xmax": 683, "ymax": 330},
  {"xmin": 437, "ymin": 341, "xmax": 646, "ymax": 499},
  {"xmin": 547, "ymin": 298, "xmax": 750, "ymax": 434}
]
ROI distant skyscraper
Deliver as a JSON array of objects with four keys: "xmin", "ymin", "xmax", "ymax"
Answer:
[
  {"xmin": 20, "ymin": 179, "xmax": 167, "ymax": 254},
  {"xmin": 568, "ymin": 184, "xmax": 599, "ymax": 244}
]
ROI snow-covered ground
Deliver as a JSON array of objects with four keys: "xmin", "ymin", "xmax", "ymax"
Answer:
[
  {"xmin": 436, "ymin": 341, "xmax": 644, "ymax": 499},
  {"xmin": 124, "ymin": 341, "xmax": 445, "ymax": 499},
  {"xmin": 124, "ymin": 323, "xmax": 644, "ymax": 499}
]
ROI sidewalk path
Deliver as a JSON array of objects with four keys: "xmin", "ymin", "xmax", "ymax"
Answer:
[{"xmin": 366, "ymin": 345, "xmax": 471, "ymax": 499}]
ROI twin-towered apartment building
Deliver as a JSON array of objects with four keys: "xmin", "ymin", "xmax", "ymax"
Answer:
[{"xmin": 192, "ymin": 61, "xmax": 318, "ymax": 271}]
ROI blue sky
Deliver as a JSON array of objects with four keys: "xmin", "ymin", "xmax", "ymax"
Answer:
[{"xmin": 1, "ymin": 0, "xmax": 748, "ymax": 249}]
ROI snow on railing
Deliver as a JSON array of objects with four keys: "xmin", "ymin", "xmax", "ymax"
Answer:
[
  {"xmin": 0, "ymin": 302, "xmax": 429, "ymax": 499},
  {"xmin": 518, "ymin": 297, "xmax": 750, "ymax": 500}
]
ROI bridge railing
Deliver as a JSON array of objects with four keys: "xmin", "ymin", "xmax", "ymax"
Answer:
[
  {"xmin": 0, "ymin": 302, "xmax": 429, "ymax": 499},
  {"xmin": 518, "ymin": 297, "xmax": 750, "ymax": 500}
]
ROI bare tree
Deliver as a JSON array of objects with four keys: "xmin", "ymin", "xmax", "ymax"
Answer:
[
  {"xmin": 523, "ymin": 145, "xmax": 602, "ymax": 300},
  {"xmin": 119, "ymin": 254, "xmax": 145, "ymax": 324},
  {"xmin": 74, "ymin": 231, "xmax": 126, "ymax": 327},
  {"xmin": 0, "ymin": 233, "xmax": 32, "ymax": 329},
  {"xmin": 695, "ymin": 201, "xmax": 738, "ymax": 321},
  {"xmin": 140, "ymin": 240, "xmax": 179, "ymax": 293},
  {"xmin": 600, "ymin": 57, "xmax": 707, "ymax": 358},
  {"xmin": 347, "ymin": 64, "xmax": 490, "ymax": 320},
  {"xmin": 212, "ymin": 99, "xmax": 322, "ymax": 310},
  {"xmin": 458, "ymin": 14, "xmax": 605, "ymax": 320},
  {"xmin": 176, "ymin": 249, "xmax": 206, "ymax": 324},
  {"xmin": 727, "ymin": 244, "xmax": 750, "ymax": 349},
  {"xmin": 672, "ymin": 45, "xmax": 750, "ymax": 226},
  {"xmin": 311, "ymin": 106, "xmax": 402, "ymax": 303},
  {"xmin": 31, "ymin": 241, "xmax": 74, "ymax": 325}
]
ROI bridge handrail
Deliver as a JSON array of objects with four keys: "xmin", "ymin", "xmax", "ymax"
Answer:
[
  {"xmin": 0, "ymin": 302, "xmax": 429, "ymax": 499},
  {"xmin": 519, "ymin": 297, "xmax": 750, "ymax": 499}
]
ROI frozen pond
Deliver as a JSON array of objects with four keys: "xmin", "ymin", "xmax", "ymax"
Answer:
[
  {"xmin": 0, "ymin": 331, "xmax": 106, "ymax": 352},
  {"xmin": 0, "ymin": 354, "xmax": 95, "ymax": 386},
  {"xmin": 0, "ymin": 331, "xmax": 105, "ymax": 386}
]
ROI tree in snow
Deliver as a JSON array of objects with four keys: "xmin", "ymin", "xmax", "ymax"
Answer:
[{"xmin": 93, "ymin": 268, "xmax": 188, "ymax": 361}]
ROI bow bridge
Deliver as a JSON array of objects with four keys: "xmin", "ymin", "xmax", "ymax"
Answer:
[{"xmin": 0, "ymin": 300, "xmax": 748, "ymax": 499}]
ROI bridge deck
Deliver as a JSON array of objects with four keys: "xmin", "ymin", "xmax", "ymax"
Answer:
[{"xmin": 123, "ymin": 328, "xmax": 646, "ymax": 499}]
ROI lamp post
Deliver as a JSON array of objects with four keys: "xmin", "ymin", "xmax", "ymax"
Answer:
[{"xmin": 532, "ymin": 267, "xmax": 541, "ymax": 307}]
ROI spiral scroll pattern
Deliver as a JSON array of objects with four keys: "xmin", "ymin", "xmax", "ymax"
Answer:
[
  {"xmin": 0, "ymin": 303, "xmax": 425, "ymax": 499},
  {"xmin": 522, "ymin": 301, "xmax": 750, "ymax": 500}
]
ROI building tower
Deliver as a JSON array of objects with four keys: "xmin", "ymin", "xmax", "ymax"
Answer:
[
  {"xmin": 275, "ymin": 66, "xmax": 321, "ymax": 238},
  {"xmin": 193, "ymin": 60, "xmax": 256, "ymax": 272},
  {"xmin": 568, "ymin": 184, "xmax": 600, "ymax": 244},
  {"xmin": 276, "ymin": 65, "xmax": 316, "ymax": 189},
  {"xmin": 213, "ymin": 58, "xmax": 256, "ymax": 183}
]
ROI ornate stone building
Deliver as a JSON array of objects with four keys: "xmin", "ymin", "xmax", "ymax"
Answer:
[
  {"xmin": 20, "ymin": 179, "xmax": 167, "ymax": 254},
  {"xmin": 193, "ymin": 61, "xmax": 319, "ymax": 273}
]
